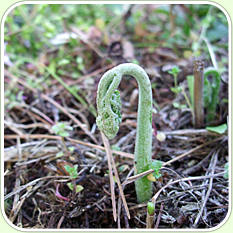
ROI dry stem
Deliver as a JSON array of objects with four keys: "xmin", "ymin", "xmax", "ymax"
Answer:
[{"xmin": 193, "ymin": 60, "xmax": 204, "ymax": 128}]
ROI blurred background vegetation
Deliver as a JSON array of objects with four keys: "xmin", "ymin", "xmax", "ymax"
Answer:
[{"xmin": 4, "ymin": 4, "xmax": 228, "ymax": 127}]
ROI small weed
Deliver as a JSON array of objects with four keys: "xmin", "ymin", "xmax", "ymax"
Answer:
[
  {"xmin": 52, "ymin": 122, "xmax": 73, "ymax": 137},
  {"xmin": 168, "ymin": 66, "xmax": 182, "ymax": 93},
  {"xmin": 64, "ymin": 164, "xmax": 78, "ymax": 179},
  {"xmin": 149, "ymin": 160, "xmax": 163, "ymax": 179}
]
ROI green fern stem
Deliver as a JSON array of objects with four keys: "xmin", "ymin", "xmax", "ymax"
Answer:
[
  {"xmin": 203, "ymin": 67, "xmax": 221, "ymax": 123},
  {"xmin": 96, "ymin": 63, "xmax": 153, "ymax": 203}
]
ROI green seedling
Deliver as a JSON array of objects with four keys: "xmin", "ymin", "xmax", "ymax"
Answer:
[
  {"xmin": 146, "ymin": 201, "xmax": 155, "ymax": 228},
  {"xmin": 52, "ymin": 122, "xmax": 73, "ymax": 154},
  {"xmin": 168, "ymin": 66, "xmax": 182, "ymax": 94},
  {"xmin": 147, "ymin": 201, "xmax": 155, "ymax": 215},
  {"xmin": 52, "ymin": 122, "xmax": 73, "ymax": 137},
  {"xmin": 64, "ymin": 164, "xmax": 84, "ymax": 194},
  {"xmin": 96, "ymin": 63, "xmax": 153, "ymax": 203}
]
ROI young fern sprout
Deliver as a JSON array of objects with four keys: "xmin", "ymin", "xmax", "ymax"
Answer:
[{"xmin": 96, "ymin": 63, "xmax": 153, "ymax": 203}]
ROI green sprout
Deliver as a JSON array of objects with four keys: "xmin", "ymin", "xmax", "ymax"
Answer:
[
  {"xmin": 146, "ymin": 201, "xmax": 155, "ymax": 228},
  {"xmin": 168, "ymin": 65, "xmax": 182, "ymax": 94},
  {"xmin": 64, "ymin": 165, "xmax": 84, "ymax": 194},
  {"xmin": 147, "ymin": 201, "xmax": 155, "ymax": 215},
  {"xmin": 96, "ymin": 63, "xmax": 153, "ymax": 203},
  {"xmin": 52, "ymin": 122, "xmax": 73, "ymax": 137},
  {"xmin": 52, "ymin": 122, "xmax": 73, "ymax": 154}
]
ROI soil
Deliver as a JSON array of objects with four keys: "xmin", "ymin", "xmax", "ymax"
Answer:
[{"xmin": 4, "ymin": 70, "xmax": 229, "ymax": 229}]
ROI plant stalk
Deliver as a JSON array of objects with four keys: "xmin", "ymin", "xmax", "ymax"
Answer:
[{"xmin": 193, "ymin": 60, "xmax": 204, "ymax": 128}]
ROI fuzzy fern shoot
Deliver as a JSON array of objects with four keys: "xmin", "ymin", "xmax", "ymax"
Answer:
[{"xmin": 96, "ymin": 63, "xmax": 153, "ymax": 203}]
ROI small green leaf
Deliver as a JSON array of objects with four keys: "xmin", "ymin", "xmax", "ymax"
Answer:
[
  {"xmin": 64, "ymin": 165, "xmax": 72, "ymax": 173},
  {"xmin": 118, "ymin": 164, "xmax": 129, "ymax": 172},
  {"xmin": 68, "ymin": 146, "xmax": 75, "ymax": 152},
  {"xmin": 59, "ymin": 131, "xmax": 70, "ymax": 137},
  {"xmin": 168, "ymin": 66, "xmax": 181, "ymax": 76},
  {"xmin": 150, "ymin": 160, "xmax": 163, "ymax": 179},
  {"xmin": 67, "ymin": 183, "xmax": 84, "ymax": 193},
  {"xmin": 64, "ymin": 165, "xmax": 78, "ymax": 179},
  {"xmin": 111, "ymin": 144, "xmax": 121, "ymax": 151},
  {"xmin": 171, "ymin": 86, "xmax": 182, "ymax": 94},
  {"xmin": 172, "ymin": 102, "xmax": 180, "ymax": 108},
  {"xmin": 65, "ymin": 125, "xmax": 73, "ymax": 131},
  {"xmin": 52, "ymin": 122, "xmax": 73, "ymax": 137},
  {"xmin": 206, "ymin": 124, "xmax": 227, "ymax": 134}
]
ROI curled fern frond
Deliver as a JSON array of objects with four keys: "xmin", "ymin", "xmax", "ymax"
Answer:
[
  {"xmin": 96, "ymin": 89, "xmax": 122, "ymax": 139},
  {"xmin": 96, "ymin": 63, "xmax": 153, "ymax": 203}
]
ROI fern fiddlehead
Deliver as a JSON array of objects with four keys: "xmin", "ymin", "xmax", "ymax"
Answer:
[{"xmin": 96, "ymin": 63, "xmax": 153, "ymax": 203}]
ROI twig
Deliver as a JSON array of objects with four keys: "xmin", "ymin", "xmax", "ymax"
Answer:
[
  {"xmin": 154, "ymin": 202, "xmax": 164, "ymax": 228},
  {"xmin": 9, "ymin": 137, "xmax": 22, "ymax": 222},
  {"xmin": 57, "ymin": 215, "xmax": 65, "ymax": 229},
  {"xmin": 4, "ymin": 119, "xmax": 51, "ymax": 131},
  {"xmin": 162, "ymin": 136, "xmax": 225, "ymax": 167},
  {"xmin": 193, "ymin": 149, "xmax": 219, "ymax": 227}
]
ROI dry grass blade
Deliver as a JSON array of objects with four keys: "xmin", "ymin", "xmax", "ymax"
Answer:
[
  {"xmin": 4, "ymin": 134, "xmax": 134, "ymax": 159},
  {"xmin": 9, "ymin": 137, "xmax": 22, "ymax": 222},
  {"xmin": 101, "ymin": 132, "xmax": 130, "ymax": 221},
  {"xmin": 101, "ymin": 132, "xmax": 117, "ymax": 221},
  {"xmin": 109, "ymin": 147, "xmax": 131, "ymax": 220}
]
